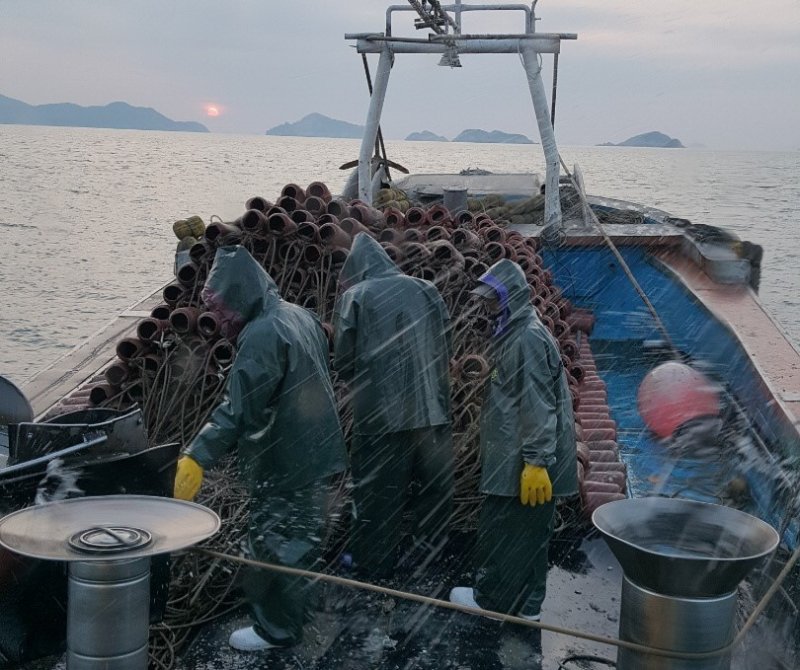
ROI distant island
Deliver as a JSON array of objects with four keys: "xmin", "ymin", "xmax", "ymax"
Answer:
[
  {"xmin": 598, "ymin": 131, "xmax": 684, "ymax": 148},
  {"xmin": 406, "ymin": 130, "xmax": 448, "ymax": 142},
  {"xmin": 0, "ymin": 93, "xmax": 208, "ymax": 132},
  {"xmin": 406, "ymin": 129, "xmax": 533, "ymax": 143},
  {"xmin": 454, "ymin": 129, "xmax": 534, "ymax": 144},
  {"xmin": 266, "ymin": 113, "xmax": 363, "ymax": 138},
  {"xmin": 265, "ymin": 114, "xmax": 535, "ymax": 144}
]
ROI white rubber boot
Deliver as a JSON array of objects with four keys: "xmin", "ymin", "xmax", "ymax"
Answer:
[
  {"xmin": 449, "ymin": 586, "xmax": 503, "ymax": 620},
  {"xmin": 449, "ymin": 586, "xmax": 481, "ymax": 609},
  {"xmin": 229, "ymin": 626, "xmax": 279, "ymax": 651}
]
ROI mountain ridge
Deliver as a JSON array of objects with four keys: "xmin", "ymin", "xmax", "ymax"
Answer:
[
  {"xmin": 266, "ymin": 113, "xmax": 364, "ymax": 138},
  {"xmin": 598, "ymin": 131, "xmax": 684, "ymax": 148},
  {"xmin": 267, "ymin": 114, "xmax": 536, "ymax": 144},
  {"xmin": 452, "ymin": 129, "xmax": 534, "ymax": 144},
  {"xmin": 406, "ymin": 130, "xmax": 448, "ymax": 142},
  {"xmin": 0, "ymin": 94, "xmax": 208, "ymax": 132}
]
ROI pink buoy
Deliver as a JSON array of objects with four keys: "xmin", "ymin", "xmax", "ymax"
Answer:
[{"xmin": 637, "ymin": 361, "xmax": 721, "ymax": 438}]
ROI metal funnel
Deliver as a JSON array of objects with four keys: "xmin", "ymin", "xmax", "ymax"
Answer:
[
  {"xmin": 0, "ymin": 494, "xmax": 220, "ymax": 561},
  {"xmin": 592, "ymin": 497, "xmax": 779, "ymax": 598},
  {"xmin": 0, "ymin": 495, "xmax": 220, "ymax": 670}
]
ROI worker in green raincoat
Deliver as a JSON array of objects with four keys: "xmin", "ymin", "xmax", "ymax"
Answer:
[
  {"xmin": 450, "ymin": 258, "xmax": 577, "ymax": 620},
  {"xmin": 173, "ymin": 246, "xmax": 347, "ymax": 652},
  {"xmin": 333, "ymin": 233, "xmax": 453, "ymax": 577}
]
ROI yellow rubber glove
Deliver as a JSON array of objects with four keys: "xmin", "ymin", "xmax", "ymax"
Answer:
[
  {"xmin": 520, "ymin": 464, "xmax": 552, "ymax": 507},
  {"xmin": 174, "ymin": 455, "xmax": 204, "ymax": 501}
]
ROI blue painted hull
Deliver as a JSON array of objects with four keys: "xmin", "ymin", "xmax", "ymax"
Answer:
[{"xmin": 545, "ymin": 244, "xmax": 799, "ymax": 549}]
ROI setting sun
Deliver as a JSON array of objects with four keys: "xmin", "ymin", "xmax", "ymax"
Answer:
[{"xmin": 205, "ymin": 105, "xmax": 220, "ymax": 117}]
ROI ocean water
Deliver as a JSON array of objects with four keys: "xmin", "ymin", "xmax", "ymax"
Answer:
[{"xmin": 1, "ymin": 125, "xmax": 798, "ymax": 384}]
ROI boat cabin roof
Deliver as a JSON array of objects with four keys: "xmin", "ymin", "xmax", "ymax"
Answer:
[{"xmin": 395, "ymin": 172, "xmax": 544, "ymax": 201}]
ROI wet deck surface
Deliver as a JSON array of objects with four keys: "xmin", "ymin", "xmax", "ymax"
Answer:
[
  {"xmin": 170, "ymin": 532, "xmax": 800, "ymax": 670},
  {"xmin": 22, "ymin": 527, "xmax": 798, "ymax": 670},
  {"xmin": 177, "ymin": 532, "xmax": 625, "ymax": 670}
]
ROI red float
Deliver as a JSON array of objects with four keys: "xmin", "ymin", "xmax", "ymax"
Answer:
[{"xmin": 637, "ymin": 361, "xmax": 721, "ymax": 438}]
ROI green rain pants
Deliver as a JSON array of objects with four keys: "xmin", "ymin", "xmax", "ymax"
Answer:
[
  {"xmin": 350, "ymin": 425, "xmax": 454, "ymax": 577},
  {"xmin": 474, "ymin": 495, "xmax": 555, "ymax": 616},
  {"xmin": 244, "ymin": 483, "xmax": 329, "ymax": 647}
]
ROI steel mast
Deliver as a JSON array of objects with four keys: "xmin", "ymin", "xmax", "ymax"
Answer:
[{"xmin": 345, "ymin": 2, "xmax": 576, "ymax": 243}]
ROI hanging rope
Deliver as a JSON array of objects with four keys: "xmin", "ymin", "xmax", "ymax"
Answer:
[{"xmin": 556, "ymin": 154, "xmax": 680, "ymax": 358}]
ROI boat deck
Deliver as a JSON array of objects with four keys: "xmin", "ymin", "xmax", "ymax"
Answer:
[
  {"xmin": 177, "ymin": 533, "xmax": 626, "ymax": 670},
  {"xmin": 9, "ymin": 222, "xmax": 800, "ymax": 669},
  {"xmin": 24, "ymin": 530, "xmax": 796, "ymax": 670}
]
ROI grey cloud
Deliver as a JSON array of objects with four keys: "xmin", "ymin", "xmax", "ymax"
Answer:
[{"xmin": 0, "ymin": 0, "xmax": 798, "ymax": 149}]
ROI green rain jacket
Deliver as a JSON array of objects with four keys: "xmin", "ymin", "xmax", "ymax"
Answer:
[
  {"xmin": 477, "ymin": 259, "xmax": 577, "ymax": 498},
  {"xmin": 186, "ymin": 246, "xmax": 346, "ymax": 492},
  {"xmin": 333, "ymin": 233, "xmax": 451, "ymax": 435}
]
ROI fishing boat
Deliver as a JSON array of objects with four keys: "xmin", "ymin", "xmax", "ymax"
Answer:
[{"xmin": 2, "ymin": 2, "xmax": 799, "ymax": 669}]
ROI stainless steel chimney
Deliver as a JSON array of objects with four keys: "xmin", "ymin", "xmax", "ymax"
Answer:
[
  {"xmin": 0, "ymin": 495, "xmax": 220, "ymax": 670},
  {"xmin": 593, "ymin": 497, "xmax": 779, "ymax": 670},
  {"xmin": 443, "ymin": 187, "xmax": 468, "ymax": 215},
  {"xmin": 68, "ymin": 556, "xmax": 152, "ymax": 669}
]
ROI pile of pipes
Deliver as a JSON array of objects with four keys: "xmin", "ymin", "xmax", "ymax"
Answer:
[
  {"xmin": 573, "ymin": 336, "xmax": 628, "ymax": 512},
  {"xmin": 372, "ymin": 186, "xmax": 555, "ymax": 226},
  {"xmin": 87, "ymin": 180, "xmax": 605, "ymax": 667},
  {"xmin": 91, "ymin": 180, "xmax": 589, "ymax": 521}
]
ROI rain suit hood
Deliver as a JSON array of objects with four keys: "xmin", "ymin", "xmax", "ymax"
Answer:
[
  {"xmin": 333, "ymin": 233, "xmax": 451, "ymax": 434},
  {"xmin": 474, "ymin": 259, "xmax": 531, "ymax": 337},
  {"xmin": 477, "ymin": 259, "xmax": 577, "ymax": 498},
  {"xmin": 338, "ymin": 232, "xmax": 400, "ymax": 289},
  {"xmin": 201, "ymin": 245, "xmax": 279, "ymax": 325}
]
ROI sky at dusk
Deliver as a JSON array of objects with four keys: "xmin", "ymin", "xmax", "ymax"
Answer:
[{"xmin": 1, "ymin": 0, "xmax": 798, "ymax": 150}]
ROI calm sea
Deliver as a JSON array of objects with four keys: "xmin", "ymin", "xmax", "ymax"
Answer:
[{"xmin": 1, "ymin": 125, "xmax": 798, "ymax": 384}]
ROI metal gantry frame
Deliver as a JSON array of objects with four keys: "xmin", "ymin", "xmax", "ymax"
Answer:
[{"xmin": 345, "ymin": 2, "xmax": 577, "ymax": 242}]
